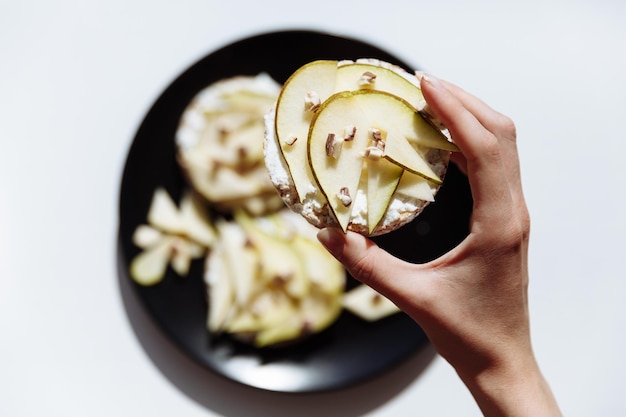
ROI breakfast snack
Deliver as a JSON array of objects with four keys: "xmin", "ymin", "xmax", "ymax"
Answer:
[
  {"xmin": 176, "ymin": 73, "xmax": 285, "ymax": 216},
  {"xmin": 264, "ymin": 59, "xmax": 458, "ymax": 236}
]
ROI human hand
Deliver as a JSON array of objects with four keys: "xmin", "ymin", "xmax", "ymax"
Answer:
[{"xmin": 317, "ymin": 74, "xmax": 561, "ymax": 416}]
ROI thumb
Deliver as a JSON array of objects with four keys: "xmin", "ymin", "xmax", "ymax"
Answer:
[{"xmin": 317, "ymin": 228, "xmax": 416, "ymax": 297}]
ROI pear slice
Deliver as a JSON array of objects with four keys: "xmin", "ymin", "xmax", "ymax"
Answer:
[
  {"xmin": 395, "ymin": 171, "xmax": 435, "ymax": 202},
  {"xmin": 405, "ymin": 112, "xmax": 459, "ymax": 152},
  {"xmin": 205, "ymin": 238, "xmax": 236, "ymax": 333},
  {"xmin": 254, "ymin": 315, "xmax": 303, "ymax": 348},
  {"xmin": 226, "ymin": 290, "xmax": 296, "ymax": 335},
  {"xmin": 382, "ymin": 129, "xmax": 442, "ymax": 184},
  {"xmin": 216, "ymin": 220, "xmax": 259, "ymax": 306},
  {"xmin": 366, "ymin": 159, "xmax": 404, "ymax": 234},
  {"xmin": 132, "ymin": 224, "xmax": 163, "ymax": 249},
  {"xmin": 179, "ymin": 191, "xmax": 217, "ymax": 247},
  {"xmin": 300, "ymin": 287, "xmax": 343, "ymax": 333},
  {"xmin": 308, "ymin": 91, "xmax": 371, "ymax": 231},
  {"xmin": 338, "ymin": 63, "xmax": 458, "ymax": 152},
  {"xmin": 147, "ymin": 187, "xmax": 185, "ymax": 234},
  {"xmin": 274, "ymin": 60, "xmax": 338, "ymax": 202},
  {"xmin": 336, "ymin": 61, "xmax": 426, "ymax": 110},
  {"xmin": 129, "ymin": 236, "xmax": 175, "ymax": 286},
  {"xmin": 204, "ymin": 210, "xmax": 349, "ymax": 347},
  {"xmin": 234, "ymin": 210, "xmax": 310, "ymax": 299},
  {"xmin": 170, "ymin": 237, "xmax": 194, "ymax": 277},
  {"xmin": 309, "ymin": 90, "xmax": 448, "ymax": 231},
  {"xmin": 291, "ymin": 234, "xmax": 345, "ymax": 294},
  {"xmin": 342, "ymin": 284, "xmax": 400, "ymax": 321}
]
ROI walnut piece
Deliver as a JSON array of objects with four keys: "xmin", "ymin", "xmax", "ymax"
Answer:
[
  {"xmin": 336, "ymin": 187, "xmax": 352, "ymax": 207},
  {"xmin": 361, "ymin": 146, "xmax": 384, "ymax": 160},
  {"xmin": 325, "ymin": 133, "xmax": 343, "ymax": 158},
  {"xmin": 369, "ymin": 127, "xmax": 383, "ymax": 142},
  {"xmin": 358, "ymin": 71, "xmax": 377, "ymax": 87},
  {"xmin": 283, "ymin": 134, "xmax": 298, "ymax": 146},
  {"xmin": 304, "ymin": 91, "xmax": 321, "ymax": 112},
  {"xmin": 343, "ymin": 125, "xmax": 356, "ymax": 141},
  {"xmin": 368, "ymin": 127, "xmax": 385, "ymax": 152}
]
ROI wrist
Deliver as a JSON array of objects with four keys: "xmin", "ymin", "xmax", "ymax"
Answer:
[{"xmin": 457, "ymin": 353, "xmax": 562, "ymax": 417}]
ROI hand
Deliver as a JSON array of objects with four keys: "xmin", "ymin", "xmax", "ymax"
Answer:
[{"xmin": 317, "ymin": 74, "xmax": 562, "ymax": 416}]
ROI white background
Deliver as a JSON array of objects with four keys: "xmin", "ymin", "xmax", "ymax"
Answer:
[{"xmin": 2, "ymin": 0, "xmax": 625, "ymax": 416}]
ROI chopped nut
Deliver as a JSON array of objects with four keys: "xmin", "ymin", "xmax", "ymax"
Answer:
[
  {"xmin": 361, "ymin": 146, "xmax": 384, "ymax": 160},
  {"xmin": 372, "ymin": 293, "xmax": 383, "ymax": 305},
  {"xmin": 283, "ymin": 134, "xmax": 298, "ymax": 146},
  {"xmin": 358, "ymin": 71, "xmax": 377, "ymax": 87},
  {"xmin": 369, "ymin": 128, "xmax": 383, "ymax": 142},
  {"xmin": 368, "ymin": 127, "xmax": 385, "ymax": 151},
  {"xmin": 336, "ymin": 187, "xmax": 352, "ymax": 207},
  {"xmin": 343, "ymin": 125, "xmax": 356, "ymax": 141},
  {"xmin": 304, "ymin": 91, "xmax": 321, "ymax": 112},
  {"xmin": 325, "ymin": 133, "xmax": 343, "ymax": 158}
]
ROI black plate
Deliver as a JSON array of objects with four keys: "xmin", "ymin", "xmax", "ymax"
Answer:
[{"xmin": 117, "ymin": 29, "xmax": 472, "ymax": 393}]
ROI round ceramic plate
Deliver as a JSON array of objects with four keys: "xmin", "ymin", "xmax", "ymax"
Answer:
[{"xmin": 117, "ymin": 30, "xmax": 473, "ymax": 393}]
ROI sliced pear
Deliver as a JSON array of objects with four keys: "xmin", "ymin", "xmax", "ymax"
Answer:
[
  {"xmin": 382, "ymin": 129, "xmax": 442, "ymax": 184},
  {"xmin": 307, "ymin": 91, "xmax": 371, "ymax": 231},
  {"xmin": 366, "ymin": 159, "xmax": 404, "ymax": 234},
  {"xmin": 274, "ymin": 60, "xmax": 338, "ymax": 202},
  {"xmin": 291, "ymin": 234, "xmax": 345, "ymax": 294},
  {"xmin": 132, "ymin": 224, "xmax": 163, "ymax": 249},
  {"xmin": 226, "ymin": 290, "xmax": 296, "ymax": 335},
  {"xmin": 217, "ymin": 220, "xmax": 259, "ymax": 306},
  {"xmin": 308, "ymin": 90, "xmax": 454, "ymax": 233},
  {"xmin": 129, "ymin": 236, "xmax": 175, "ymax": 286},
  {"xmin": 336, "ymin": 61, "xmax": 426, "ymax": 110},
  {"xmin": 254, "ymin": 315, "xmax": 304, "ymax": 348},
  {"xmin": 406, "ymin": 112, "xmax": 459, "ymax": 151},
  {"xmin": 395, "ymin": 171, "xmax": 435, "ymax": 202},
  {"xmin": 170, "ymin": 237, "xmax": 194, "ymax": 277},
  {"xmin": 178, "ymin": 191, "xmax": 217, "ymax": 247},
  {"xmin": 222, "ymin": 308, "xmax": 257, "ymax": 334},
  {"xmin": 234, "ymin": 211, "xmax": 310, "ymax": 299},
  {"xmin": 203, "ymin": 210, "xmax": 348, "ymax": 347},
  {"xmin": 342, "ymin": 284, "xmax": 400, "ymax": 321},
  {"xmin": 335, "ymin": 61, "xmax": 457, "ymax": 154},
  {"xmin": 205, "ymin": 238, "xmax": 236, "ymax": 333},
  {"xmin": 147, "ymin": 187, "xmax": 185, "ymax": 234},
  {"xmin": 300, "ymin": 287, "xmax": 343, "ymax": 333}
]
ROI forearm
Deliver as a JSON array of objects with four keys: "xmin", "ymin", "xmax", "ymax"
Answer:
[{"xmin": 457, "ymin": 355, "xmax": 562, "ymax": 417}]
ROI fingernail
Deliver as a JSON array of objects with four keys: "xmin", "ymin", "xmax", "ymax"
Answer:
[
  {"xmin": 317, "ymin": 227, "xmax": 345, "ymax": 256},
  {"xmin": 419, "ymin": 72, "xmax": 443, "ymax": 89}
]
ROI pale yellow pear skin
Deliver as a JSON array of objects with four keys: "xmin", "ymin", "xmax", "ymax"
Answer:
[
  {"xmin": 274, "ymin": 60, "xmax": 338, "ymax": 202},
  {"xmin": 307, "ymin": 90, "xmax": 452, "ymax": 233},
  {"xmin": 336, "ymin": 61, "xmax": 426, "ymax": 110}
]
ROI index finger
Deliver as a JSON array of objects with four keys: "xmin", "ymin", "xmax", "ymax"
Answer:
[{"xmin": 419, "ymin": 74, "xmax": 513, "ymax": 225}]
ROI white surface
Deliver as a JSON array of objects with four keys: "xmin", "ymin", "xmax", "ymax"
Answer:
[{"xmin": 1, "ymin": 0, "xmax": 625, "ymax": 416}]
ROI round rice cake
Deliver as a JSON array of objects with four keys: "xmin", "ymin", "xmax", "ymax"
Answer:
[{"xmin": 176, "ymin": 73, "xmax": 285, "ymax": 216}]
